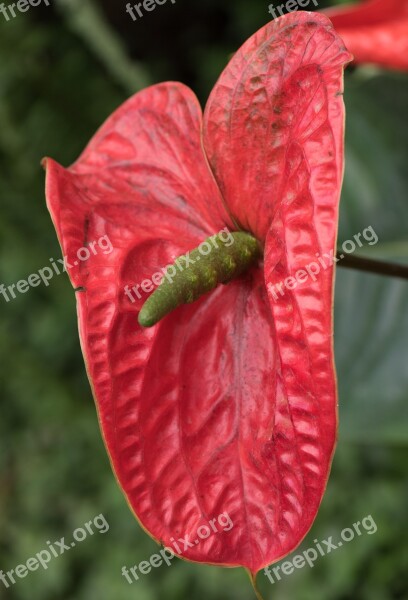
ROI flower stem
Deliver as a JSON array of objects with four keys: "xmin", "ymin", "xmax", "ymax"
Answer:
[
  {"xmin": 137, "ymin": 239, "xmax": 408, "ymax": 328},
  {"xmin": 337, "ymin": 254, "xmax": 408, "ymax": 280}
]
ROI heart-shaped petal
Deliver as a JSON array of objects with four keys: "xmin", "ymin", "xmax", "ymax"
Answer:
[{"xmin": 45, "ymin": 12, "xmax": 351, "ymax": 576}]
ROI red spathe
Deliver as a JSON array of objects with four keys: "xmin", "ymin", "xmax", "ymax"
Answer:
[
  {"xmin": 44, "ymin": 12, "xmax": 351, "ymax": 574},
  {"xmin": 326, "ymin": 0, "xmax": 408, "ymax": 70}
]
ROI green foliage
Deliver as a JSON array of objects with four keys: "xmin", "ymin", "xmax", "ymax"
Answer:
[
  {"xmin": 336, "ymin": 71, "xmax": 408, "ymax": 445},
  {"xmin": 0, "ymin": 2, "xmax": 407, "ymax": 599}
]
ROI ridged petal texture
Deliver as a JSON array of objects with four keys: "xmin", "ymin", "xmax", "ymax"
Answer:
[
  {"xmin": 325, "ymin": 0, "xmax": 408, "ymax": 70},
  {"xmin": 45, "ymin": 13, "xmax": 351, "ymax": 574}
]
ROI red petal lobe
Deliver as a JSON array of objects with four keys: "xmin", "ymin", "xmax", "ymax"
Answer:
[
  {"xmin": 203, "ymin": 12, "xmax": 352, "ymax": 242},
  {"xmin": 326, "ymin": 0, "xmax": 408, "ymax": 70}
]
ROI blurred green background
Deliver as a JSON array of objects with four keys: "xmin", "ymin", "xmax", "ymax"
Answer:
[{"xmin": 0, "ymin": 1, "xmax": 407, "ymax": 599}]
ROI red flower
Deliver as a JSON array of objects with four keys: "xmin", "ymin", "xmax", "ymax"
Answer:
[
  {"xmin": 325, "ymin": 0, "xmax": 408, "ymax": 70},
  {"xmin": 44, "ymin": 13, "xmax": 351, "ymax": 576}
]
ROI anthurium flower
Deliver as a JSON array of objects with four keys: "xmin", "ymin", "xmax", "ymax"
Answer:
[
  {"xmin": 325, "ymin": 0, "xmax": 408, "ymax": 70},
  {"xmin": 44, "ymin": 12, "xmax": 351, "ymax": 578}
]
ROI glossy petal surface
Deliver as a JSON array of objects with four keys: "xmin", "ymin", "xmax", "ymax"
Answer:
[
  {"xmin": 45, "ymin": 13, "xmax": 350, "ymax": 574},
  {"xmin": 204, "ymin": 12, "xmax": 351, "ymax": 242},
  {"xmin": 202, "ymin": 11, "xmax": 350, "ymax": 570},
  {"xmin": 326, "ymin": 0, "xmax": 408, "ymax": 70}
]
